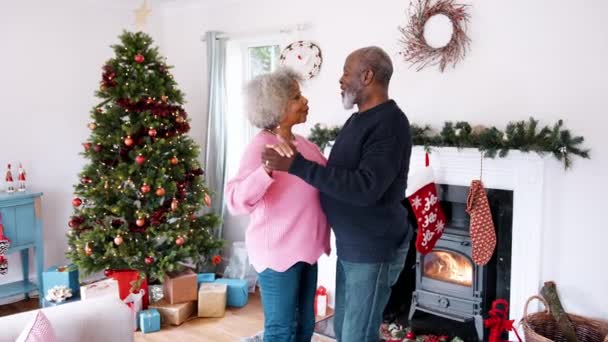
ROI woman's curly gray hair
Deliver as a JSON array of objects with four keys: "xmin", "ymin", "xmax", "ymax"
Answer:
[{"xmin": 244, "ymin": 67, "xmax": 303, "ymax": 129}]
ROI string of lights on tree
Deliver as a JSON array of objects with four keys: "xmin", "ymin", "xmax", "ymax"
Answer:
[
  {"xmin": 67, "ymin": 32, "xmax": 222, "ymax": 283},
  {"xmin": 309, "ymin": 117, "xmax": 590, "ymax": 169}
]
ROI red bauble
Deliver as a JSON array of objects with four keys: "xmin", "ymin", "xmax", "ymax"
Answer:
[
  {"xmin": 72, "ymin": 198, "xmax": 82, "ymax": 207},
  {"xmin": 68, "ymin": 220, "xmax": 77, "ymax": 228},
  {"xmin": 406, "ymin": 331, "xmax": 416, "ymax": 340},
  {"xmin": 124, "ymin": 136, "xmax": 134, "ymax": 146},
  {"xmin": 148, "ymin": 128, "xmax": 157, "ymax": 137},
  {"xmin": 170, "ymin": 157, "xmax": 179, "ymax": 165},
  {"xmin": 175, "ymin": 237, "xmax": 185, "ymax": 246},
  {"xmin": 104, "ymin": 269, "xmax": 113, "ymax": 277},
  {"xmin": 93, "ymin": 144, "xmax": 103, "ymax": 152},
  {"xmin": 136, "ymin": 155, "xmax": 146, "ymax": 165},
  {"xmin": 141, "ymin": 183, "xmax": 151, "ymax": 193},
  {"xmin": 144, "ymin": 256, "xmax": 154, "ymax": 265},
  {"xmin": 81, "ymin": 176, "xmax": 92, "ymax": 184},
  {"xmin": 134, "ymin": 54, "xmax": 145, "ymax": 63},
  {"xmin": 83, "ymin": 142, "xmax": 92, "ymax": 151},
  {"xmin": 155, "ymin": 187, "xmax": 166, "ymax": 197},
  {"xmin": 136, "ymin": 218, "xmax": 146, "ymax": 227}
]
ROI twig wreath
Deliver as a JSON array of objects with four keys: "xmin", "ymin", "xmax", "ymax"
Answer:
[{"xmin": 399, "ymin": 0, "xmax": 471, "ymax": 72}]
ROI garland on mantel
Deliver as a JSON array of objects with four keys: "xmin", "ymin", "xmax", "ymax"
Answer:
[{"xmin": 308, "ymin": 117, "xmax": 590, "ymax": 169}]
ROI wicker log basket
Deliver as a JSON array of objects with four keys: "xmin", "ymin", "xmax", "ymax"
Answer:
[{"xmin": 522, "ymin": 295, "xmax": 608, "ymax": 342}]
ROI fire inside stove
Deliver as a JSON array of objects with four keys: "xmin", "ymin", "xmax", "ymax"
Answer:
[{"xmin": 423, "ymin": 251, "xmax": 473, "ymax": 287}]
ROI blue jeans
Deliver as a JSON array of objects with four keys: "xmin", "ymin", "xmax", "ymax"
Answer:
[
  {"xmin": 334, "ymin": 236, "xmax": 411, "ymax": 342},
  {"xmin": 258, "ymin": 262, "xmax": 318, "ymax": 342}
]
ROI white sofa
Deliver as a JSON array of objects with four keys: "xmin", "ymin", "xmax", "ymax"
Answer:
[{"xmin": 0, "ymin": 296, "xmax": 134, "ymax": 342}]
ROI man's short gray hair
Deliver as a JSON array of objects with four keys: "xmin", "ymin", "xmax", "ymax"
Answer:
[
  {"xmin": 355, "ymin": 46, "xmax": 393, "ymax": 87},
  {"xmin": 244, "ymin": 68, "xmax": 303, "ymax": 129}
]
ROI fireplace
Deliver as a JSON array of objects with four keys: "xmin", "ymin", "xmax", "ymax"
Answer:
[
  {"xmin": 408, "ymin": 184, "xmax": 513, "ymax": 341},
  {"xmin": 319, "ymin": 146, "xmax": 547, "ymax": 340}
]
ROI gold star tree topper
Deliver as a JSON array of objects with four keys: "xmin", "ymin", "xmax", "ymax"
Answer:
[{"xmin": 134, "ymin": 0, "xmax": 152, "ymax": 32}]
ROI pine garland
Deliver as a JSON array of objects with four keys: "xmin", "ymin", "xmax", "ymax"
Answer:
[{"xmin": 308, "ymin": 118, "xmax": 590, "ymax": 169}]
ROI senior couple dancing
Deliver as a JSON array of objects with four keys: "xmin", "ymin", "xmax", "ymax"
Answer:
[{"xmin": 225, "ymin": 46, "xmax": 413, "ymax": 342}]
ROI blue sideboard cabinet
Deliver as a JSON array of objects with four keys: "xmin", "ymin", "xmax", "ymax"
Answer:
[{"xmin": 0, "ymin": 192, "xmax": 44, "ymax": 305}]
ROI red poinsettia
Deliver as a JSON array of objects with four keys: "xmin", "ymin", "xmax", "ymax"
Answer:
[{"xmin": 211, "ymin": 255, "xmax": 222, "ymax": 265}]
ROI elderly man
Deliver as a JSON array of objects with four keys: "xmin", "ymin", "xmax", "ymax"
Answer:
[{"xmin": 262, "ymin": 46, "xmax": 413, "ymax": 342}]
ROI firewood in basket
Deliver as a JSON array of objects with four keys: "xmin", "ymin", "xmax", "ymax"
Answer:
[{"xmin": 540, "ymin": 281, "xmax": 579, "ymax": 342}]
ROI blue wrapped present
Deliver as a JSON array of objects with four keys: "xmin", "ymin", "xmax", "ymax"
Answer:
[
  {"xmin": 197, "ymin": 273, "xmax": 216, "ymax": 288},
  {"xmin": 139, "ymin": 309, "xmax": 161, "ymax": 334},
  {"xmin": 214, "ymin": 278, "xmax": 248, "ymax": 308},
  {"xmin": 42, "ymin": 264, "xmax": 79, "ymax": 298}
]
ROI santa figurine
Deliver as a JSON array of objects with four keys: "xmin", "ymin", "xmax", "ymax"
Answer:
[
  {"xmin": 17, "ymin": 163, "xmax": 26, "ymax": 192},
  {"xmin": 5, "ymin": 163, "xmax": 15, "ymax": 193}
]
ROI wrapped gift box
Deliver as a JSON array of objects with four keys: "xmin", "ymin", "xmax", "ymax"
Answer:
[
  {"xmin": 80, "ymin": 278, "xmax": 120, "ymax": 300},
  {"xmin": 107, "ymin": 269, "xmax": 149, "ymax": 309},
  {"xmin": 163, "ymin": 269, "xmax": 197, "ymax": 304},
  {"xmin": 139, "ymin": 309, "xmax": 161, "ymax": 334},
  {"xmin": 197, "ymin": 273, "xmax": 216, "ymax": 288},
  {"xmin": 149, "ymin": 299, "xmax": 195, "ymax": 326},
  {"xmin": 197, "ymin": 283, "xmax": 227, "ymax": 318},
  {"xmin": 214, "ymin": 278, "xmax": 248, "ymax": 308},
  {"xmin": 42, "ymin": 264, "xmax": 79, "ymax": 297}
]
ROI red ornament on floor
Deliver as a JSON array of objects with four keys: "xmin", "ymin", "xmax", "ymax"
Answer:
[{"xmin": 483, "ymin": 299, "xmax": 522, "ymax": 342}]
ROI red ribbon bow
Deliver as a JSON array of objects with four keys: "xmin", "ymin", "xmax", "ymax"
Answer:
[{"xmin": 483, "ymin": 299, "xmax": 522, "ymax": 342}]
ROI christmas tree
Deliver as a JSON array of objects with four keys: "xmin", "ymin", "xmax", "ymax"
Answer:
[{"xmin": 67, "ymin": 31, "xmax": 222, "ymax": 282}]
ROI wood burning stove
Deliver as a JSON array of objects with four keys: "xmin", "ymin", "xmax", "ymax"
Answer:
[{"xmin": 408, "ymin": 185, "xmax": 512, "ymax": 341}]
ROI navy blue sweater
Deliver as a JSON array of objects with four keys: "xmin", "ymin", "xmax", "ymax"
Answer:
[{"xmin": 289, "ymin": 100, "xmax": 412, "ymax": 262}]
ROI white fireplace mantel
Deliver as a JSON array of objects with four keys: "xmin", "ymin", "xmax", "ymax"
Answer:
[
  {"xmin": 317, "ymin": 146, "xmax": 549, "ymax": 330},
  {"xmin": 410, "ymin": 146, "xmax": 548, "ymax": 325}
]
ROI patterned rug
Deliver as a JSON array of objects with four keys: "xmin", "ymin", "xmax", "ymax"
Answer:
[
  {"xmin": 242, "ymin": 315, "xmax": 335, "ymax": 341},
  {"xmin": 241, "ymin": 332, "xmax": 333, "ymax": 342}
]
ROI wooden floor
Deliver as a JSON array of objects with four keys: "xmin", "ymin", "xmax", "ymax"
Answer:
[
  {"xmin": 135, "ymin": 292, "xmax": 335, "ymax": 342},
  {"xmin": 0, "ymin": 297, "xmax": 39, "ymax": 317},
  {"xmin": 0, "ymin": 292, "xmax": 334, "ymax": 342}
]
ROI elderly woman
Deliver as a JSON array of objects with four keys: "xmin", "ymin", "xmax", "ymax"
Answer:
[{"xmin": 225, "ymin": 68, "xmax": 330, "ymax": 342}]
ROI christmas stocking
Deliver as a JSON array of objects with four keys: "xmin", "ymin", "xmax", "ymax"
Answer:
[
  {"xmin": 466, "ymin": 180, "xmax": 496, "ymax": 265},
  {"xmin": 0, "ymin": 212, "xmax": 10, "ymax": 275},
  {"xmin": 406, "ymin": 154, "xmax": 447, "ymax": 254}
]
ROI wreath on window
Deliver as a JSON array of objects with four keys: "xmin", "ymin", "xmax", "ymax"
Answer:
[{"xmin": 398, "ymin": 0, "xmax": 471, "ymax": 72}]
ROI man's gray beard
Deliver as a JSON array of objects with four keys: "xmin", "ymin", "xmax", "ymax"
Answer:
[{"xmin": 342, "ymin": 90, "xmax": 356, "ymax": 110}]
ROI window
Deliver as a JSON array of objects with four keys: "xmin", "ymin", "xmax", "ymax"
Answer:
[
  {"xmin": 247, "ymin": 45, "xmax": 281, "ymax": 79},
  {"xmin": 225, "ymin": 40, "xmax": 283, "ymax": 183}
]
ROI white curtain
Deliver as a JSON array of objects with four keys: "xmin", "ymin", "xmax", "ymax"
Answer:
[{"xmin": 204, "ymin": 31, "xmax": 227, "ymax": 239}]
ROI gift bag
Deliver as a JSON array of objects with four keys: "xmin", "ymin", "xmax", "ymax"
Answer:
[{"xmin": 224, "ymin": 242, "xmax": 258, "ymax": 293}]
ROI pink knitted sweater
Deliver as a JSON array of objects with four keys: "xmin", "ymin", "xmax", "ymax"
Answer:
[{"xmin": 225, "ymin": 132, "xmax": 331, "ymax": 272}]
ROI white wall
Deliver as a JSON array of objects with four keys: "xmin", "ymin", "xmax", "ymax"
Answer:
[
  {"xmin": 158, "ymin": 0, "xmax": 608, "ymax": 319},
  {"xmin": 0, "ymin": 0, "xmax": 165, "ymax": 302}
]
